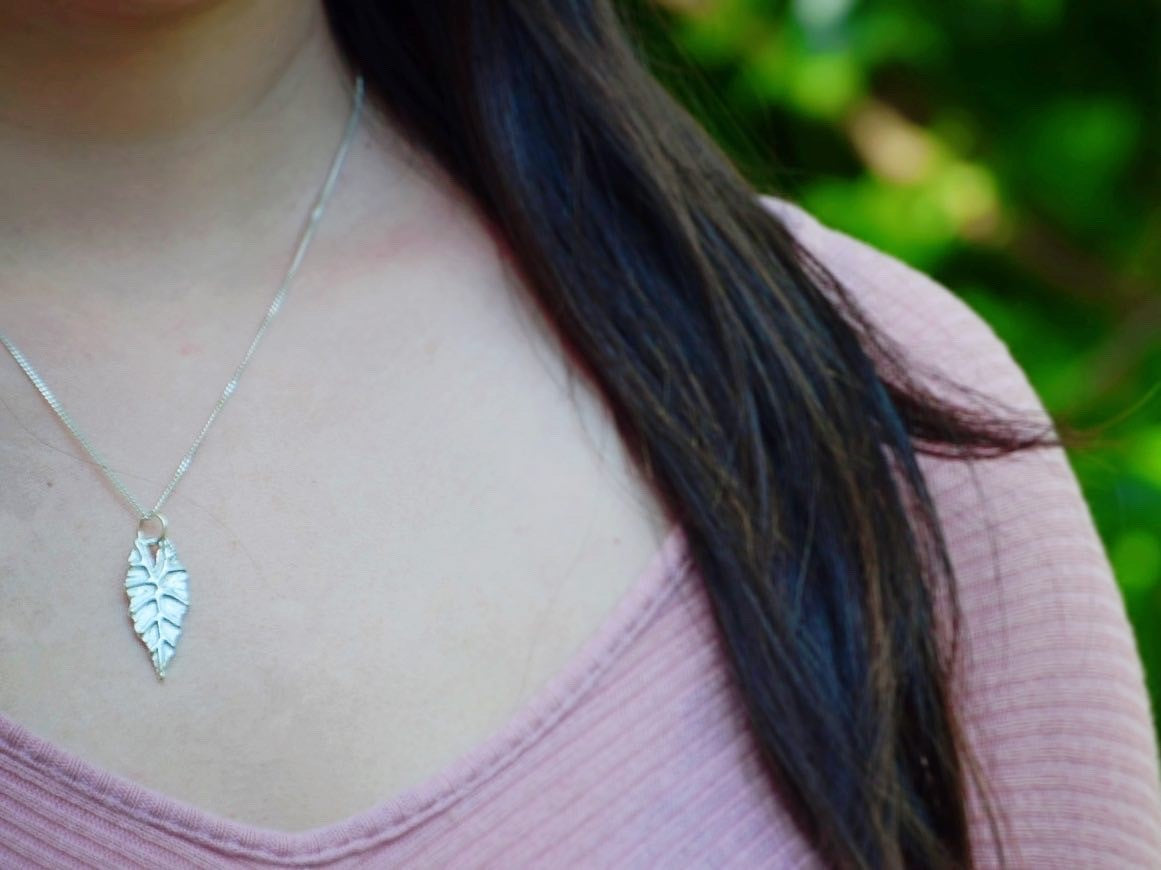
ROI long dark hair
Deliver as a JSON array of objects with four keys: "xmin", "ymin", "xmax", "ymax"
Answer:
[{"xmin": 321, "ymin": 2, "xmax": 1055, "ymax": 866}]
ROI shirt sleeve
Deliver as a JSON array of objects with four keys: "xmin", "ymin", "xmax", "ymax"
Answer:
[{"xmin": 759, "ymin": 193, "xmax": 1161, "ymax": 867}]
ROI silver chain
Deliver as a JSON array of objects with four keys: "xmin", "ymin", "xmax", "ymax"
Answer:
[{"xmin": 0, "ymin": 74, "xmax": 366, "ymax": 524}]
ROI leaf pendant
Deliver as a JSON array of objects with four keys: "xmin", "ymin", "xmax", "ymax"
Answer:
[{"xmin": 125, "ymin": 532, "xmax": 190, "ymax": 679}]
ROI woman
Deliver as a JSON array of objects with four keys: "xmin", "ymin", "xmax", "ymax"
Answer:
[{"xmin": 0, "ymin": 1, "xmax": 1157, "ymax": 867}]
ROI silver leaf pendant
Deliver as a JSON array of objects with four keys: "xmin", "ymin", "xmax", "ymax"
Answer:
[{"xmin": 125, "ymin": 531, "xmax": 190, "ymax": 679}]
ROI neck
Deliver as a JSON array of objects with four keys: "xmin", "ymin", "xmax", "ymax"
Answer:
[{"xmin": 0, "ymin": 0, "xmax": 360, "ymax": 277}]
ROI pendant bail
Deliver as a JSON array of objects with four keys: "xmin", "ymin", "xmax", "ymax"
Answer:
[{"xmin": 139, "ymin": 511, "xmax": 169, "ymax": 541}]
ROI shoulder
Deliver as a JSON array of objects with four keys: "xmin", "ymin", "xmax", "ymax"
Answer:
[
  {"xmin": 756, "ymin": 193, "xmax": 1038, "ymax": 416},
  {"xmin": 757, "ymin": 192, "xmax": 1161, "ymax": 865}
]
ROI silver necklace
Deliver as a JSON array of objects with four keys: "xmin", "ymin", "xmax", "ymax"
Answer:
[{"xmin": 0, "ymin": 74, "xmax": 366, "ymax": 680}]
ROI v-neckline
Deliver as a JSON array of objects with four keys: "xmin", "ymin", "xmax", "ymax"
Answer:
[{"xmin": 0, "ymin": 521, "xmax": 691, "ymax": 864}]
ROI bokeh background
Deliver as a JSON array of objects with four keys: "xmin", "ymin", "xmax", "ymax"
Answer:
[{"xmin": 637, "ymin": 0, "xmax": 1161, "ymax": 732}]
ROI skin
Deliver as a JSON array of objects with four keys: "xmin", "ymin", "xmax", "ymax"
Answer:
[{"xmin": 0, "ymin": 0, "xmax": 672, "ymax": 831}]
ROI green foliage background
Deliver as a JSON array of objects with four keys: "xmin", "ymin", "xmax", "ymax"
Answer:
[{"xmin": 635, "ymin": 0, "xmax": 1161, "ymax": 731}]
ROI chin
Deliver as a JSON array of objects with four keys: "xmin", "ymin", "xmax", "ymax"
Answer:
[{"xmin": 36, "ymin": 0, "xmax": 230, "ymax": 21}]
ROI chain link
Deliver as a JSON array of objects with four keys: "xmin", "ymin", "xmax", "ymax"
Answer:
[{"xmin": 0, "ymin": 74, "xmax": 366, "ymax": 523}]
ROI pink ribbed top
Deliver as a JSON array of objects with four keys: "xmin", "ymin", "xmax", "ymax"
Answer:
[{"xmin": 3, "ymin": 196, "xmax": 1160, "ymax": 868}]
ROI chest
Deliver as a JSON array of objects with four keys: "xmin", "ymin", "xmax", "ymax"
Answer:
[{"xmin": 0, "ymin": 232, "xmax": 672, "ymax": 831}]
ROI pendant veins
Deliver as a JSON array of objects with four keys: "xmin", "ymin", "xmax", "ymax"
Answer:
[{"xmin": 125, "ymin": 532, "xmax": 190, "ymax": 679}]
